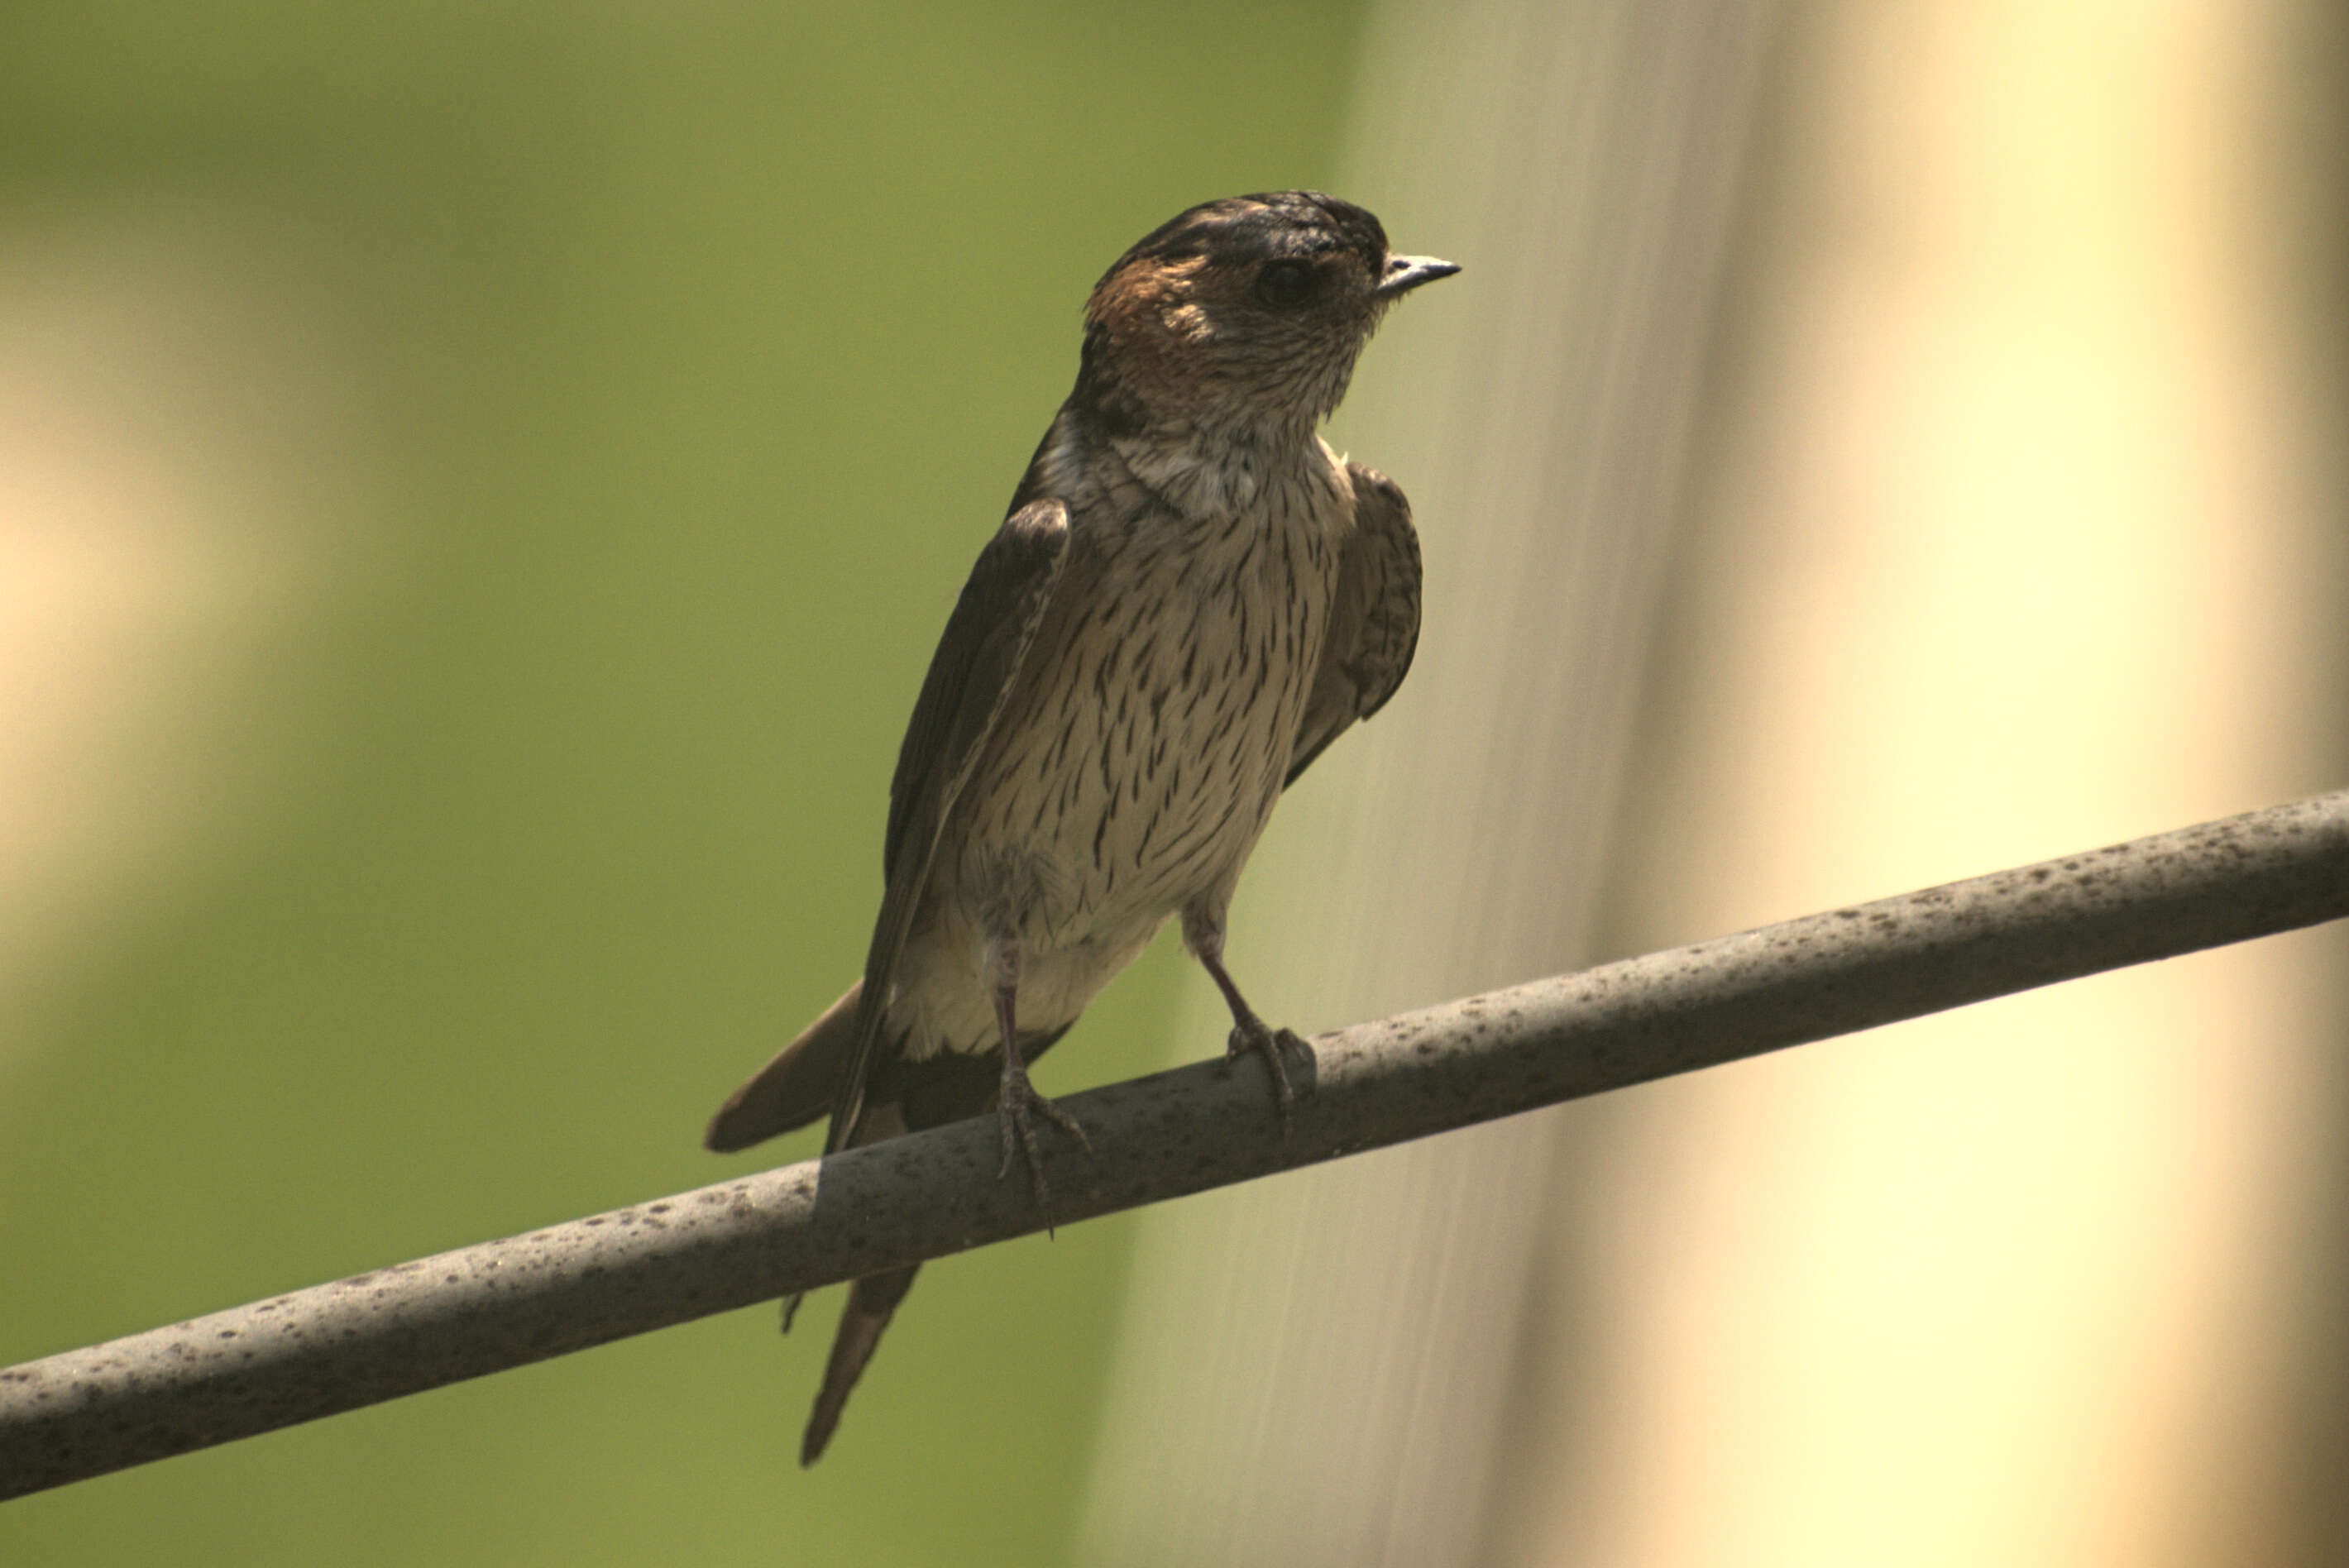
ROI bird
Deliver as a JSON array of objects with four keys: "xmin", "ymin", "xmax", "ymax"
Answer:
[{"xmin": 703, "ymin": 190, "xmax": 1456, "ymax": 1465}]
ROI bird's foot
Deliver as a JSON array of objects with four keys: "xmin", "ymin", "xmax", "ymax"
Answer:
[
  {"xmin": 996, "ymin": 1064, "xmax": 1093, "ymax": 1212},
  {"xmin": 1225, "ymin": 1015, "xmax": 1303, "ymax": 1135}
]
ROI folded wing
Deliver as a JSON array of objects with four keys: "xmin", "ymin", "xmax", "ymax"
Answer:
[{"xmin": 1285, "ymin": 463, "xmax": 1423, "ymax": 789}]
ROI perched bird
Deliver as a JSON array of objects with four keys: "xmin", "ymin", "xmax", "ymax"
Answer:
[{"xmin": 705, "ymin": 190, "xmax": 1456, "ymax": 1464}]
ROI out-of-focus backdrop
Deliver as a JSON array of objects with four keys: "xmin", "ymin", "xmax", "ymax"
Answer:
[
  {"xmin": 0, "ymin": 4, "xmax": 1363, "ymax": 1561},
  {"xmin": 3, "ymin": 3, "xmax": 2342, "ymax": 1566}
]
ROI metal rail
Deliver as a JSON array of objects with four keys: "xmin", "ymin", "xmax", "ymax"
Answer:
[{"xmin": 5, "ymin": 788, "xmax": 2345, "ymax": 1499}]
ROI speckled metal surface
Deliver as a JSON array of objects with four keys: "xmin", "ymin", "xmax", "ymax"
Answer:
[{"xmin": 4, "ymin": 787, "xmax": 2344, "ymax": 1498}]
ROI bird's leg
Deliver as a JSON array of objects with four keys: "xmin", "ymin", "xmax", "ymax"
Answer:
[
  {"xmin": 1183, "ymin": 910, "xmax": 1302, "ymax": 1132},
  {"xmin": 988, "ymin": 936, "xmax": 1091, "ymax": 1209}
]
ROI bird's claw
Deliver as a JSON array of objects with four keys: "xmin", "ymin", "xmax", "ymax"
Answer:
[
  {"xmin": 996, "ymin": 1067, "xmax": 1093, "ymax": 1214},
  {"xmin": 1226, "ymin": 1018, "xmax": 1303, "ymax": 1135}
]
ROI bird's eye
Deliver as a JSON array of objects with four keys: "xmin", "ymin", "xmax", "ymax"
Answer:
[{"xmin": 1256, "ymin": 260, "xmax": 1316, "ymax": 308}]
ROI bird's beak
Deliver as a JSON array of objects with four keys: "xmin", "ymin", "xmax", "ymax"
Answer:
[{"xmin": 1374, "ymin": 254, "xmax": 1462, "ymax": 298}]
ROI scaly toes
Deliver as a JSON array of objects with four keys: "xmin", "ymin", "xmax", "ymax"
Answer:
[
  {"xmin": 996, "ymin": 1097, "xmax": 1051, "ymax": 1209},
  {"xmin": 1033, "ymin": 1092, "xmax": 1093, "ymax": 1158},
  {"xmin": 997, "ymin": 1076, "xmax": 1090, "ymax": 1212},
  {"xmin": 996, "ymin": 1102, "xmax": 1021, "ymax": 1183},
  {"xmin": 1226, "ymin": 1020, "xmax": 1300, "ymax": 1132}
]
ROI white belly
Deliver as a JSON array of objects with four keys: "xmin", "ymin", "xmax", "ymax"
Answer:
[{"xmin": 895, "ymin": 456, "xmax": 1352, "ymax": 1060}]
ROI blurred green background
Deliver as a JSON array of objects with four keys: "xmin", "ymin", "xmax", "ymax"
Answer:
[{"xmin": 0, "ymin": 2, "xmax": 1362, "ymax": 1561}]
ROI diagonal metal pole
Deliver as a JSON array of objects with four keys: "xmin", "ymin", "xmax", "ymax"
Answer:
[{"xmin": 4, "ymin": 788, "xmax": 2347, "ymax": 1499}]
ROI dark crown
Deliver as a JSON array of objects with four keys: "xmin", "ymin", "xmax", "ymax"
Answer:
[{"xmin": 1101, "ymin": 192, "xmax": 1390, "ymax": 285}]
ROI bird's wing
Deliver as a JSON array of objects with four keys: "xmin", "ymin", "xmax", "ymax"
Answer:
[
  {"xmin": 1284, "ymin": 462, "xmax": 1422, "ymax": 788},
  {"xmin": 825, "ymin": 497, "xmax": 1072, "ymax": 1154}
]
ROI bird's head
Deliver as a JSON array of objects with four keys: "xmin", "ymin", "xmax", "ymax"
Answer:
[{"xmin": 1076, "ymin": 191, "xmax": 1457, "ymax": 442}]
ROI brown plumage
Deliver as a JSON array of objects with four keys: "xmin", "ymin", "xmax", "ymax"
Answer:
[{"xmin": 705, "ymin": 191, "xmax": 1456, "ymax": 1464}]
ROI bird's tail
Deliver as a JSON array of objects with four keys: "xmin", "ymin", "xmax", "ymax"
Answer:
[
  {"xmin": 707, "ymin": 995, "xmax": 935, "ymax": 1464},
  {"xmin": 710, "ymin": 988, "xmax": 1071, "ymax": 1463},
  {"xmin": 801, "ymin": 1263, "xmax": 919, "ymax": 1465},
  {"xmin": 705, "ymin": 982, "xmax": 863, "ymax": 1152}
]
